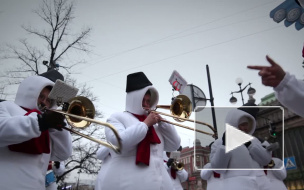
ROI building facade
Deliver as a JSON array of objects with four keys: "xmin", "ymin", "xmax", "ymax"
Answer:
[
  {"xmin": 256, "ymin": 93, "xmax": 304, "ymax": 190},
  {"xmin": 180, "ymin": 140, "xmax": 210, "ymax": 190}
]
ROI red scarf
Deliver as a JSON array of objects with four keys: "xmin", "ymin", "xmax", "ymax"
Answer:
[
  {"xmin": 48, "ymin": 161, "xmax": 53, "ymax": 171},
  {"xmin": 8, "ymin": 108, "xmax": 50, "ymax": 154},
  {"xmin": 213, "ymin": 172, "xmax": 220, "ymax": 178},
  {"xmin": 133, "ymin": 114, "xmax": 161, "ymax": 166},
  {"xmin": 264, "ymin": 166, "xmax": 268, "ymax": 175},
  {"xmin": 264, "ymin": 158, "xmax": 275, "ymax": 175},
  {"xmin": 164, "ymin": 160, "xmax": 177, "ymax": 179},
  {"xmin": 171, "ymin": 167, "xmax": 177, "ymax": 179}
]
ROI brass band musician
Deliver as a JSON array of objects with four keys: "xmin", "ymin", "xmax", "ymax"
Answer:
[
  {"xmin": 164, "ymin": 146, "xmax": 188, "ymax": 190},
  {"xmin": 0, "ymin": 73, "xmax": 72, "ymax": 190},
  {"xmin": 100, "ymin": 72, "xmax": 181, "ymax": 190}
]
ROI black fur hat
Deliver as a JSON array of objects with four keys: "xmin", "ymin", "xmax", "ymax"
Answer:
[
  {"xmin": 39, "ymin": 69, "xmax": 64, "ymax": 82},
  {"xmin": 126, "ymin": 72, "xmax": 152, "ymax": 92},
  {"xmin": 177, "ymin": 146, "xmax": 182, "ymax": 151},
  {"xmin": 238, "ymin": 102, "xmax": 259, "ymax": 119}
]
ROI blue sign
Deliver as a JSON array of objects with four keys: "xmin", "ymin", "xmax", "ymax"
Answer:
[
  {"xmin": 270, "ymin": 0, "xmax": 304, "ymax": 30},
  {"xmin": 284, "ymin": 156, "xmax": 297, "ymax": 170}
]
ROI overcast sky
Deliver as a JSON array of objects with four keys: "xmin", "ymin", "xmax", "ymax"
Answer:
[{"xmin": 0, "ymin": 0, "xmax": 303, "ymax": 180}]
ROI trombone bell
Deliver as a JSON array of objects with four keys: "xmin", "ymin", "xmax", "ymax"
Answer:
[
  {"xmin": 65, "ymin": 96, "xmax": 95, "ymax": 128},
  {"xmin": 47, "ymin": 96, "xmax": 122, "ymax": 153},
  {"xmin": 170, "ymin": 95, "xmax": 192, "ymax": 121},
  {"xmin": 154, "ymin": 94, "xmax": 216, "ymax": 137}
]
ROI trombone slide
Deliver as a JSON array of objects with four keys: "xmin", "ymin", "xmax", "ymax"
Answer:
[
  {"xmin": 152, "ymin": 110, "xmax": 215, "ymax": 136},
  {"xmin": 46, "ymin": 98, "xmax": 122, "ymax": 154},
  {"xmin": 57, "ymin": 111, "xmax": 122, "ymax": 154}
]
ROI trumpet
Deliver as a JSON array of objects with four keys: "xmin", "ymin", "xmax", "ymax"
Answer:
[
  {"xmin": 45, "ymin": 96, "xmax": 122, "ymax": 153},
  {"xmin": 171, "ymin": 161, "xmax": 184, "ymax": 171},
  {"xmin": 149, "ymin": 95, "xmax": 216, "ymax": 137},
  {"xmin": 267, "ymin": 159, "xmax": 275, "ymax": 168}
]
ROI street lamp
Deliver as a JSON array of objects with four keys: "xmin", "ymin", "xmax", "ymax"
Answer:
[
  {"xmin": 229, "ymin": 78, "xmax": 256, "ymax": 105},
  {"xmin": 42, "ymin": 60, "xmax": 60, "ymax": 70}
]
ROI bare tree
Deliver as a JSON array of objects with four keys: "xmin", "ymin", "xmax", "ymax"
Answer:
[
  {"xmin": 1, "ymin": 0, "xmax": 91, "ymax": 84},
  {"xmin": 54, "ymin": 75, "xmax": 104, "ymax": 186},
  {"xmin": 0, "ymin": 0, "xmax": 104, "ymax": 186},
  {"xmin": 56, "ymin": 140, "xmax": 102, "ymax": 185}
]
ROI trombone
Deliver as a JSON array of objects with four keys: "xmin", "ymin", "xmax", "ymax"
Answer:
[
  {"xmin": 150, "ymin": 95, "xmax": 216, "ymax": 137},
  {"xmin": 45, "ymin": 96, "xmax": 122, "ymax": 154}
]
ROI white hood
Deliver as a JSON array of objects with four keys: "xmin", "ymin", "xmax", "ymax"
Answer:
[
  {"xmin": 14, "ymin": 75, "xmax": 55, "ymax": 111},
  {"xmin": 225, "ymin": 108, "xmax": 256, "ymax": 135},
  {"xmin": 125, "ymin": 85, "xmax": 159, "ymax": 115}
]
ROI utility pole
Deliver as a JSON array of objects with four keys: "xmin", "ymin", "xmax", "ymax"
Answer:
[{"xmin": 206, "ymin": 65, "xmax": 218, "ymax": 139}]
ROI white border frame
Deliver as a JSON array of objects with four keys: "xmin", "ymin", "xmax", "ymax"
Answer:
[{"xmin": 193, "ymin": 106, "xmax": 285, "ymax": 171}]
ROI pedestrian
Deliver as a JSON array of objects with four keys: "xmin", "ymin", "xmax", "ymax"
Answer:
[{"xmin": 46, "ymin": 161, "xmax": 66, "ymax": 190}]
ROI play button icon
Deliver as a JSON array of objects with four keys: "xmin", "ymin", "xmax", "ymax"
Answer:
[{"xmin": 225, "ymin": 123, "xmax": 254, "ymax": 153}]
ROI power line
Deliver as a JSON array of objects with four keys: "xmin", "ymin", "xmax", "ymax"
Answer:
[
  {"xmin": 155, "ymin": 14, "xmax": 269, "ymax": 43},
  {"xmin": 76, "ymin": 0, "xmax": 277, "ymax": 71},
  {"xmin": 81, "ymin": 24, "xmax": 282, "ymax": 84}
]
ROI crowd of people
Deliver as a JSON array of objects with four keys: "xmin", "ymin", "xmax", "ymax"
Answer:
[{"xmin": 1, "ymin": 53, "xmax": 302, "ymax": 189}]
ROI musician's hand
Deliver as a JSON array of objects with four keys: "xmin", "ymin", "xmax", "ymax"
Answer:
[
  {"xmin": 144, "ymin": 112, "xmax": 161, "ymax": 127},
  {"xmin": 54, "ymin": 161, "xmax": 60, "ymax": 169},
  {"xmin": 167, "ymin": 158, "xmax": 174, "ymax": 168},
  {"xmin": 245, "ymin": 141, "xmax": 252, "ymax": 148},
  {"xmin": 38, "ymin": 111, "xmax": 66, "ymax": 131}
]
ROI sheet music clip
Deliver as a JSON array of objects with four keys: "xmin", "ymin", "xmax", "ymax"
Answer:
[
  {"xmin": 170, "ymin": 151, "xmax": 181, "ymax": 160},
  {"xmin": 168, "ymin": 70, "xmax": 187, "ymax": 93},
  {"xmin": 48, "ymin": 79, "xmax": 79, "ymax": 107},
  {"xmin": 55, "ymin": 97, "xmax": 64, "ymax": 106}
]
